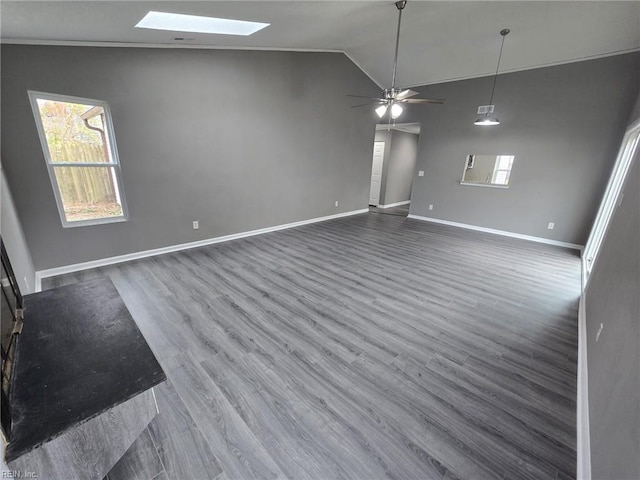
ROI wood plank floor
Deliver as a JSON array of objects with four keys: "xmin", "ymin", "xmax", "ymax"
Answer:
[{"xmin": 43, "ymin": 213, "xmax": 581, "ymax": 480}]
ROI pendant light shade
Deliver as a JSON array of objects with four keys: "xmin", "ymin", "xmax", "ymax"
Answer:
[
  {"xmin": 375, "ymin": 102, "xmax": 403, "ymax": 120},
  {"xmin": 375, "ymin": 105, "xmax": 388, "ymax": 118},
  {"xmin": 475, "ymin": 28, "xmax": 510, "ymax": 127},
  {"xmin": 474, "ymin": 116, "xmax": 500, "ymax": 126},
  {"xmin": 390, "ymin": 103, "xmax": 403, "ymax": 119}
]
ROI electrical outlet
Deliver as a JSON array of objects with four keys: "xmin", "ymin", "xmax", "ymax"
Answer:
[
  {"xmin": 547, "ymin": 222, "xmax": 555, "ymax": 230},
  {"xmin": 428, "ymin": 204, "xmax": 434, "ymax": 211},
  {"xmin": 418, "ymin": 171, "xmax": 425, "ymax": 177},
  {"xmin": 192, "ymin": 220, "xmax": 199, "ymax": 230},
  {"xmin": 335, "ymin": 201, "xmax": 339, "ymax": 207},
  {"xmin": 595, "ymin": 323, "xmax": 604, "ymax": 342}
]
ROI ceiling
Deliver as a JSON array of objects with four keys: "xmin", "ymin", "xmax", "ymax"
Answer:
[{"xmin": 1, "ymin": 1, "xmax": 638, "ymax": 88}]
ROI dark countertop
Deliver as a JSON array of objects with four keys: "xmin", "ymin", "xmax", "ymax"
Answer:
[{"xmin": 6, "ymin": 278, "xmax": 166, "ymax": 462}]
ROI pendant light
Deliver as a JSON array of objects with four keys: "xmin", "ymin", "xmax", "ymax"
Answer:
[{"xmin": 475, "ymin": 28, "xmax": 510, "ymax": 126}]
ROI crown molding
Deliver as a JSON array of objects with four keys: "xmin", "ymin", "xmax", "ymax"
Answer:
[{"xmin": 2, "ymin": 39, "xmax": 637, "ymax": 90}]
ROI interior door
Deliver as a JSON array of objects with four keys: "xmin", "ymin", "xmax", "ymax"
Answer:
[{"xmin": 369, "ymin": 141, "xmax": 385, "ymax": 206}]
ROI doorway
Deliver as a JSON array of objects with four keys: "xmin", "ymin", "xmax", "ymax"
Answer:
[
  {"xmin": 369, "ymin": 141, "xmax": 385, "ymax": 206},
  {"xmin": 368, "ymin": 123, "xmax": 420, "ymax": 217}
]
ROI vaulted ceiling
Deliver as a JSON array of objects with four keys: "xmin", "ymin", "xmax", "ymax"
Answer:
[{"xmin": 2, "ymin": 1, "xmax": 638, "ymax": 88}]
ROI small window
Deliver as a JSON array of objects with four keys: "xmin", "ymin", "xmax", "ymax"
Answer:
[
  {"xmin": 28, "ymin": 91, "xmax": 128, "ymax": 227},
  {"xmin": 491, "ymin": 155, "xmax": 514, "ymax": 185}
]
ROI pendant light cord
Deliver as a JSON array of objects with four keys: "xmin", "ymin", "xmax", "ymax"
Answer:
[{"xmin": 488, "ymin": 31, "xmax": 508, "ymax": 107}]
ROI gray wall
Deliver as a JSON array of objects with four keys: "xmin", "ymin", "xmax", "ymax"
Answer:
[
  {"xmin": 585, "ymin": 91, "xmax": 640, "ymax": 480},
  {"xmin": 0, "ymin": 166, "xmax": 36, "ymax": 293},
  {"xmin": 1, "ymin": 45, "xmax": 378, "ymax": 270},
  {"xmin": 383, "ymin": 130, "xmax": 419, "ymax": 205},
  {"xmin": 374, "ymin": 129, "xmax": 418, "ymax": 205},
  {"xmin": 629, "ymin": 90, "xmax": 640, "ymax": 122},
  {"xmin": 406, "ymin": 52, "xmax": 639, "ymax": 245}
]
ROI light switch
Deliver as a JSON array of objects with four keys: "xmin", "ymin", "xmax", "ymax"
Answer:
[{"xmin": 418, "ymin": 171, "xmax": 424, "ymax": 177}]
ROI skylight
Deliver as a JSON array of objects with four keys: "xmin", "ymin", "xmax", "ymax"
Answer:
[{"xmin": 135, "ymin": 11, "xmax": 269, "ymax": 36}]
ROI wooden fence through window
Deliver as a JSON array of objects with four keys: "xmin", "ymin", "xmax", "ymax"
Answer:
[{"xmin": 50, "ymin": 143, "xmax": 118, "ymax": 205}]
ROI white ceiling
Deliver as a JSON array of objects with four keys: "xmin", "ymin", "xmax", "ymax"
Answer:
[{"xmin": 1, "ymin": 1, "xmax": 638, "ymax": 88}]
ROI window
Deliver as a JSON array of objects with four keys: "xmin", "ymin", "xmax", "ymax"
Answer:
[
  {"xmin": 491, "ymin": 155, "xmax": 514, "ymax": 185},
  {"xmin": 584, "ymin": 118, "xmax": 640, "ymax": 282},
  {"xmin": 28, "ymin": 91, "xmax": 128, "ymax": 227},
  {"xmin": 460, "ymin": 154, "xmax": 515, "ymax": 188}
]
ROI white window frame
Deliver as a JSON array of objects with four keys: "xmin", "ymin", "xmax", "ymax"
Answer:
[
  {"xmin": 491, "ymin": 155, "xmax": 514, "ymax": 185},
  {"xmin": 583, "ymin": 117, "xmax": 640, "ymax": 284},
  {"xmin": 28, "ymin": 90, "xmax": 129, "ymax": 228}
]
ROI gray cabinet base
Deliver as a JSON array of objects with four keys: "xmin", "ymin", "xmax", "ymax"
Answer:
[{"xmin": 8, "ymin": 388, "xmax": 159, "ymax": 480}]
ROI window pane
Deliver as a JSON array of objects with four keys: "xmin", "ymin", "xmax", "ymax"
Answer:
[
  {"xmin": 35, "ymin": 99, "xmax": 112, "ymax": 164},
  {"xmin": 52, "ymin": 166, "xmax": 124, "ymax": 222},
  {"xmin": 497, "ymin": 155, "xmax": 513, "ymax": 169},
  {"xmin": 494, "ymin": 170, "xmax": 509, "ymax": 185}
]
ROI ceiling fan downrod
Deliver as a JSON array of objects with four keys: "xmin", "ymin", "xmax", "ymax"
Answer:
[{"xmin": 391, "ymin": 0, "xmax": 407, "ymax": 91}]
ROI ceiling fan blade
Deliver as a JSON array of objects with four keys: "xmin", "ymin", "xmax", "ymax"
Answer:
[
  {"xmin": 396, "ymin": 89, "xmax": 419, "ymax": 100},
  {"xmin": 351, "ymin": 102, "xmax": 379, "ymax": 108},
  {"xmin": 347, "ymin": 94, "xmax": 384, "ymax": 101},
  {"xmin": 399, "ymin": 98, "xmax": 446, "ymax": 104}
]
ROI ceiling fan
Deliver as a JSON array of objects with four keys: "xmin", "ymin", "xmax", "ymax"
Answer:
[{"xmin": 348, "ymin": 0, "xmax": 444, "ymax": 121}]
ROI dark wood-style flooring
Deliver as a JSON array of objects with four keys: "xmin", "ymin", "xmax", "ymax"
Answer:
[{"xmin": 43, "ymin": 213, "xmax": 581, "ymax": 480}]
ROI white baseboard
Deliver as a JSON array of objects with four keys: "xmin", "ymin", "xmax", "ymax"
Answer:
[
  {"xmin": 34, "ymin": 208, "xmax": 368, "ymax": 290},
  {"xmin": 407, "ymin": 215, "xmax": 583, "ymax": 251},
  {"xmin": 379, "ymin": 200, "xmax": 410, "ymax": 209},
  {"xmin": 576, "ymin": 293, "xmax": 591, "ymax": 479}
]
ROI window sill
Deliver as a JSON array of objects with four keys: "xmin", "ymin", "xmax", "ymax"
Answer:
[
  {"xmin": 459, "ymin": 181, "xmax": 509, "ymax": 189},
  {"xmin": 62, "ymin": 216, "xmax": 129, "ymax": 228}
]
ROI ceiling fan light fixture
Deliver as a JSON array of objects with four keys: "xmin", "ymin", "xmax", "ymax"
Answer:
[
  {"xmin": 475, "ymin": 28, "xmax": 510, "ymax": 127},
  {"xmin": 376, "ymin": 105, "xmax": 388, "ymax": 118},
  {"xmin": 474, "ymin": 116, "xmax": 500, "ymax": 126},
  {"xmin": 347, "ymin": 1, "xmax": 445, "ymax": 114},
  {"xmin": 390, "ymin": 103, "xmax": 403, "ymax": 119}
]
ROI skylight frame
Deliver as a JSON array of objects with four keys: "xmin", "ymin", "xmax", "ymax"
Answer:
[{"xmin": 135, "ymin": 11, "xmax": 270, "ymax": 36}]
